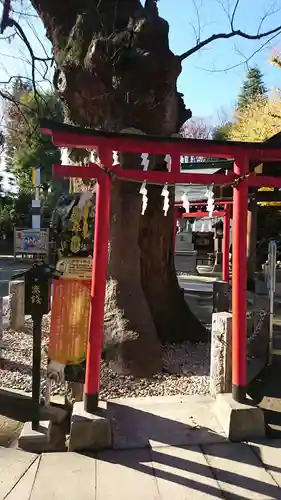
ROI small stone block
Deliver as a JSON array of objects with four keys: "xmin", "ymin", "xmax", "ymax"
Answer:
[
  {"xmin": 69, "ymin": 401, "xmax": 111, "ymax": 452},
  {"xmin": 39, "ymin": 405, "xmax": 68, "ymax": 424},
  {"xmin": 18, "ymin": 421, "xmax": 51, "ymax": 452},
  {"xmin": 9, "ymin": 280, "xmax": 25, "ymax": 331},
  {"xmin": 213, "ymin": 393, "xmax": 265, "ymax": 442}
]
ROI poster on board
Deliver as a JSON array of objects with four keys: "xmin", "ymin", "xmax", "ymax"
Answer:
[
  {"xmin": 14, "ymin": 228, "xmax": 49, "ymax": 256},
  {"xmin": 48, "ymin": 258, "xmax": 93, "ymax": 383}
]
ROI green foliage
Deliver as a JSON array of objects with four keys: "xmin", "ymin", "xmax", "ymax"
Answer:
[
  {"xmin": 0, "ymin": 191, "xmax": 33, "ymax": 234},
  {"xmin": 5, "ymin": 78, "xmax": 63, "ymax": 192},
  {"xmin": 2, "ymin": 77, "xmax": 70, "ymax": 228},
  {"xmin": 237, "ymin": 66, "xmax": 267, "ymax": 109},
  {"xmin": 212, "ymin": 121, "xmax": 233, "ymax": 140},
  {"xmin": 229, "ymin": 91, "xmax": 281, "ymax": 142}
]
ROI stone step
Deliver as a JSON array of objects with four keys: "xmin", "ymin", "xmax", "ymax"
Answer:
[
  {"xmin": 106, "ymin": 395, "xmax": 226, "ymax": 450},
  {"xmin": 0, "ymin": 446, "xmax": 38, "ymax": 499},
  {"xmin": 30, "ymin": 452, "xmax": 96, "ymax": 500},
  {"xmin": 6, "ymin": 458, "xmax": 40, "ymax": 500},
  {"xmin": 203, "ymin": 442, "xmax": 281, "ymax": 500}
]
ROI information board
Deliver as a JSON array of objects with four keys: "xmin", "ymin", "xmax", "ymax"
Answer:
[
  {"xmin": 56, "ymin": 257, "xmax": 92, "ymax": 280},
  {"xmin": 14, "ymin": 229, "xmax": 49, "ymax": 255},
  {"xmin": 49, "ymin": 278, "xmax": 91, "ymax": 365}
]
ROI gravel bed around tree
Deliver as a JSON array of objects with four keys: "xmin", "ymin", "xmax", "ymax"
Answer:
[{"xmin": 0, "ymin": 314, "xmax": 211, "ymax": 399}]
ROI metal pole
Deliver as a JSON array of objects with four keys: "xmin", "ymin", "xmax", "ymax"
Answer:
[
  {"xmin": 173, "ymin": 207, "xmax": 178, "ymax": 253},
  {"xmin": 268, "ymin": 240, "xmax": 276, "ymax": 365},
  {"xmin": 84, "ymin": 162, "xmax": 111, "ymax": 414},
  {"xmin": 32, "ymin": 167, "xmax": 41, "ymax": 230},
  {"xmin": 232, "ymin": 156, "xmax": 249, "ymax": 403},
  {"xmin": 32, "ymin": 313, "xmax": 42, "ymax": 430},
  {"xmin": 222, "ymin": 205, "xmax": 230, "ymax": 283}
]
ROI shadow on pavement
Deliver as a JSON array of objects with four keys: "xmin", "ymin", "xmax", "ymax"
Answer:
[{"xmin": 85, "ymin": 404, "xmax": 281, "ymax": 499}]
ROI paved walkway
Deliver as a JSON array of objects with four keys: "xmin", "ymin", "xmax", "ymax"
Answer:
[
  {"xmin": 1, "ymin": 396, "xmax": 281, "ymax": 499},
  {"xmin": 1, "ymin": 439, "xmax": 281, "ymax": 499}
]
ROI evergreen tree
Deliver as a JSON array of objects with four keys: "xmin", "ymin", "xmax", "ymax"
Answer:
[{"xmin": 237, "ymin": 66, "xmax": 267, "ymax": 109}]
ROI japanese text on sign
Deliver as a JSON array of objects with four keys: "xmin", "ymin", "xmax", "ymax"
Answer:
[
  {"xmin": 31, "ymin": 285, "xmax": 42, "ymax": 304},
  {"xmin": 56, "ymin": 258, "xmax": 92, "ymax": 280},
  {"xmin": 49, "ymin": 279, "xmax": 91, "ymax": 365}
]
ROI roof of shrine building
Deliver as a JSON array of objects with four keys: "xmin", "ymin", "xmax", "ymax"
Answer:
[{"xmin": 176, "ymin": 159, "xmax": 232, "ymax": 202}]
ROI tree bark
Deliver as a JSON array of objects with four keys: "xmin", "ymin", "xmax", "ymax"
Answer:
[
  {"xmin": 140, "ymin": 184, "xmax": 207, "ymax": 344},
  {"xmin": 104, "ymin": 178, "xmax": 162, "ymax": 376},
  {"xmin": 30, "ymin": 0, "xmax": 207, "ymax": 376}
]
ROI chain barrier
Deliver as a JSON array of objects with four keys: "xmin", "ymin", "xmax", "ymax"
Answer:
[{"xmin": 246, "ymin": 309, "xmax": 268, "ymax": 344}]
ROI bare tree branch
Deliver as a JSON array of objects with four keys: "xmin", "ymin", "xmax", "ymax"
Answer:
[
  {"xmin": 10, "ymin": 19, "xmax": 53, "ymax": 109},
  {"xmin": 0, "ymin": 89, "xmax": 33, "ymax": 133},
  {"xmin": 257, "ymin": 3, "xmax": 281, "ymax": 35},
  {"xmin": 191, "ymin": 0, "xmax": 201, "ymax": 45},
  {"xmin": 179, "ymin": 24, "xmax": 281, "ymax": 61},
  {"xmin": 230, "ymin": 0, "xmax": 240, "ymax": 30},
  {"xmin": 193, "ymin": 29, "xmax": 281, "ymax": 73}
]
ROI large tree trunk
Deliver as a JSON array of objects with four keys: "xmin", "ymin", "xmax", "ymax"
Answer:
[
  {"xmin": 140, "ymin": 184, "xmax": 207, "ymax": 344},
  {"xmin": 31, "ymin": 0, "xmax": 207, "ymax": 376}
]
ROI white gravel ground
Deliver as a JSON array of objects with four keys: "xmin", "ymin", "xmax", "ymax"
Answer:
[{"xmin": 0, "ymin": 314, "xmax": 211, "ymax": 399}]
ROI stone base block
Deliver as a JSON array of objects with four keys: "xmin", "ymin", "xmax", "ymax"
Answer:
[
  {"xmin": 0, "ymin": 281, "xmax": 9, "ymax": 298},
  {"xmin": 213, "ymin": 393, "xmax": 265, "ymax": 442},
  {"xmin": 39, "ymin": 405, "xmax": 68, "ymax": 424},
  {"xmin": 69, "ymin": 401, "xmax": 111, "ymax": 452},
  {"xmin": 18, "ymin": 421, "xmax": 51, "ymax": 452},
  {"xmin": 9, "ymin": 280, "xmax": 25, "ymax": 331}
]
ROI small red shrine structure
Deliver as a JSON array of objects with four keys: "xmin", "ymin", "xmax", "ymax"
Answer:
[
  {"xmin": 175, "ymin": 201, "xmax": 231, "ymax": 283},
  {"xmin": 41, "ymin": 119, "xmax": 281, "ymax": 413}
]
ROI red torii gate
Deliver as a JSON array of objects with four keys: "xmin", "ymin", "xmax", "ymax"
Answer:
[{"xmin": 41, "ymin": 119, "xmax": 281, "ymax": 413}]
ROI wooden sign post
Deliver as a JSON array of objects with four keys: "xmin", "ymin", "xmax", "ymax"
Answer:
[{"xmin": 13, "ymin": 261, "xmax": 61, "ymax": 430}]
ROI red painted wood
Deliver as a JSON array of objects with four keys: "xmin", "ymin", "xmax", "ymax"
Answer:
[
  {"xmin": 47, "ymin": 129, "xmax": 281, "ymax": 162},
  {"xmin": 53, "ymin": 163, "xmax": 102, "ymax": 181},
  {"xmin": 222, "ymin": 205, "xmax": 230, "ymax": 283},
  {"xmin": 84, "ymin": 154, "xmax": 111, "ymax": 407},
  {"xmin": 182, "ymin": 211, "xmax": 224, "ymax": 218},
  {"xmin": 232, "ymin": 156, "xmax": 248, "ymax": 400},
  {"xmin": 54, "ymin": 165, "xmax": 281, "ymax": 191},
  {"xmin": 171, "ymin": 154, "xmax": 181, "ymax": 174},
  {"xmin": 53, "ymin": 162, "xmax": 235, "ymax": 185},
  {"xmin": 110, "ymin": 165, "xmax": 235, "ymax": 185}
]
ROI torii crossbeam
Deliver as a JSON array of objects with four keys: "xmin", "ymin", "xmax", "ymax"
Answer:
[{"xmin": 41, "ymin": 119, "xmax": 281, "ymax": 413}]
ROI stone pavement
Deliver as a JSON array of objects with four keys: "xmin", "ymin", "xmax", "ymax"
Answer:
[
  {"xmin": 1, "ymin": 439, "xmax": 281, "ymax": 499},
  {"xmin": 1, "ymin": 395, "xmax": 281, "ymax": 499}
]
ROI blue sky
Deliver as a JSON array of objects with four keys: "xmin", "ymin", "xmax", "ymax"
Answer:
[
  {"xmin": 158, "ymin": 0, "xmax": 281, "ymax": 121},
  {"xmin": 1, "ymin": 0, "xmax": 281, "ymax": 189},
  {"xmin": 1, "ymin": 0, "xmax": 281, "ymax": 124}
]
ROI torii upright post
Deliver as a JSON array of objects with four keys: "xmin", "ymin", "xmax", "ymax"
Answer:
[
  {"xmin": 84, "ymin": 152, "xmax": 111, "ymax": 413},
  {"xmin": 222, "ymin": 204, "xmax": 230, "ymax": 283},
  {"xmin": 232, "ymin": 155, "xmax": 249, "ymax": 402}
]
